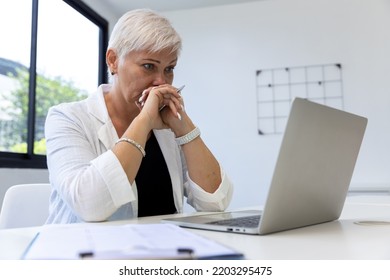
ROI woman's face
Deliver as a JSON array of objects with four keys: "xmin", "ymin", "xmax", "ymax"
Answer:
[{"xmin": 115, "ymin": 49, "xmax": 178, "ymax": 105}]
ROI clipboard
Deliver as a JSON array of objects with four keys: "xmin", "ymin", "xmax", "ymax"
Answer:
[{"xmin": 22, "ymin": 223, "xmax": 243, "ymax": 260}]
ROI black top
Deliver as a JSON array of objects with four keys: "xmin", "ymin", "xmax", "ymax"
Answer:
[{"xmin": 135, "ymin": 132, "xmax": 176, "ymax": 217}]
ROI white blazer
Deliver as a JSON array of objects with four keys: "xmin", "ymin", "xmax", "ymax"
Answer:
[{"xmin": 45, "ymin": 85, "xmax": 233, "ymax": 224}]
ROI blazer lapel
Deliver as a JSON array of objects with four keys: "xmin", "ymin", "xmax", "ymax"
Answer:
[{"xmin": 87, "ymin": 85, "xmax": 118, "ymax": 151}]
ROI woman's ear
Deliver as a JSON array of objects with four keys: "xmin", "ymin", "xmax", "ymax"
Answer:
[{"xmin": 106, "ymin": 49, "xmax": 118, "ymax": 75}]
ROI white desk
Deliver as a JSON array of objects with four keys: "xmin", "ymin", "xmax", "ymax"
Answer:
[{"xmin": 1, "ymin": 195, "xmax": 390, "ymax": 260}]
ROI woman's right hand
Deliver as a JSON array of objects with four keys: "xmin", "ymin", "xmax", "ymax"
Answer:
[{"xmin": 136, "ymin": 85, "xmax": 183, "ymax": 130}]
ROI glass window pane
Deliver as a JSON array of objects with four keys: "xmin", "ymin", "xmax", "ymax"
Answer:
[
  {"xmin": 35, "ymin": 0, "xmax": 99, "ymax": 155},
  {"xmin": 0, "ymin": 1, "xmax": 32, "ymax": 153}
]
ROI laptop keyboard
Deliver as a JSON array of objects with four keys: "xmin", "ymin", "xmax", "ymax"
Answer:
[{"xmin": 207, "ymin": 215, "xmax": 261, "ymax": 228}]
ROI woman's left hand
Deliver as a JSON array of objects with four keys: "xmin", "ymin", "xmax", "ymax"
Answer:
[{"xmin": 137, "ymin": 84, "xmax": 186, "ymax": 131}]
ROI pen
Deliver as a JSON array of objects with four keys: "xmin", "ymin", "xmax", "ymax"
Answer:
[{"xmin": 158, "ymin": 85, "xmax": 185, "ymax": 117}]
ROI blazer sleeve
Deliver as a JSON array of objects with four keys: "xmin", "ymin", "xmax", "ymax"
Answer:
[
  {"xmin": 184, "ymin": 166, "xmax": 234, "ymax": 212},
  {"xmin": 45, "ymin": 105, "xmax": 136, "ymax": 222}
]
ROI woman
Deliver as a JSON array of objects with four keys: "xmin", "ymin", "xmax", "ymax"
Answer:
[{"xmin": 45, "ymin": 9, "xmax": 233, "ymax": 223}]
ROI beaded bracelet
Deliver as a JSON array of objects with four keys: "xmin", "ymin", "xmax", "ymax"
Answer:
[
  {"xmin": 116, "ymin": 137, "xmax": 146, "ymax": 157},
  {"xmin": 175, "ymin": 127, "xmax": 201, "ymax": 146}
]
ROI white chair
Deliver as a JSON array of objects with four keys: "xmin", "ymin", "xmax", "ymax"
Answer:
[{"xmin": 0, "ymin": 183, "xmax": 51, "ymax": 229}]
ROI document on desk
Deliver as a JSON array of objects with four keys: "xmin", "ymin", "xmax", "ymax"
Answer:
[{"xmin": 22, "ymin": 223, "xmax": 243, "ymax": 260}]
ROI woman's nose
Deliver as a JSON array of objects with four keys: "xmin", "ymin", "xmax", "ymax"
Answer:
[{"xmin": 152, "ymin": 71, "xmax": 168, "ymax": 86}]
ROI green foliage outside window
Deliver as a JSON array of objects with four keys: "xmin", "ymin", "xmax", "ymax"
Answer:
[{"xmin": 0, "ymin": 67, "xmax": 88, "ymax": 154}]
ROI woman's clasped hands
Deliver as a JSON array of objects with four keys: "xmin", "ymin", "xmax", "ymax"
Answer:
[{"xmin": 136, "ymin": 84, "xmax": 185, "ymax": 130}]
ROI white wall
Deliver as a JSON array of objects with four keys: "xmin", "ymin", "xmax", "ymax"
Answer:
[
  {"xmin": 161, "ymin": 0, "xmax": 390, "ymax": 209},
  {"xmin": 2, "ymin": 0, "xmax": 389, "ymax": 211},
  {"xmin": 0, "ymin": 168, "xmax": 49, "ymax": 209},
  {"xmin": 81, "ymin": 0, "xmax": 119, "ymax": 32}
]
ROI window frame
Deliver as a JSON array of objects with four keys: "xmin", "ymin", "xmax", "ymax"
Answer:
[{"xmin": 0, "ymin": 0, "xmax": 108, "ymax": 169}]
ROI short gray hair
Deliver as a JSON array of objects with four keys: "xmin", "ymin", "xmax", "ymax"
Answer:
[{"xmin": 108, "ymin": 9, "xmax": 182, "ymax": 59}]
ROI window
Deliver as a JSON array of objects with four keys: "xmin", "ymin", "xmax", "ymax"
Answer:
[{"xmin": 0, "ymin": 0, "xmax": 108, "ymax": 168}]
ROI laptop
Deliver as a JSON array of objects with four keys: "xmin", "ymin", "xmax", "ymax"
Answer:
[{"xmin": 162, "ymin": 98, "xmax": 368, "ymax": 235}]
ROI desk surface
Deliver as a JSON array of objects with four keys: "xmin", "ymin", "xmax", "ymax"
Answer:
[{"xmin": 1, "ymin": 195, "xmax": 390, "ymax": 260}]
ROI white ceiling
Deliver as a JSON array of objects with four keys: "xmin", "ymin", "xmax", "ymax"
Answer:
[{"xmin": 99, "ymin": 0, "xmax": 263, "ymax": 17}]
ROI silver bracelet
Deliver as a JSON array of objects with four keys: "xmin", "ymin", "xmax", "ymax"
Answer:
[
  {"xmin": 116, "ymin": 137, "xmax": 146, "ymax": 157},
  {"xmin": 175, "ymin": 127, "xmax": 201, "ymax": 146}
]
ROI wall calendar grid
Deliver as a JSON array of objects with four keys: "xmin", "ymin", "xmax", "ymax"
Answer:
[{"xmin": 256, "ymin": 63, "xmax": 344, "ymax": 135}]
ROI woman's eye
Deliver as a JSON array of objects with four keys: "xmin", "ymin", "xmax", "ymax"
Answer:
[
  {"xmin": 165, "ymin": 66, "xmax": 175, "ymax": 74},
  {"xmin": 143, "ymin": 64, "xmax": 154, "ymax": 70}
]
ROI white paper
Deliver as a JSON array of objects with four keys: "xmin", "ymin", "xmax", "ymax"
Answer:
[{"xmin": 23, "ymin": 223, "xmax": 242, "ymax": 260}]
